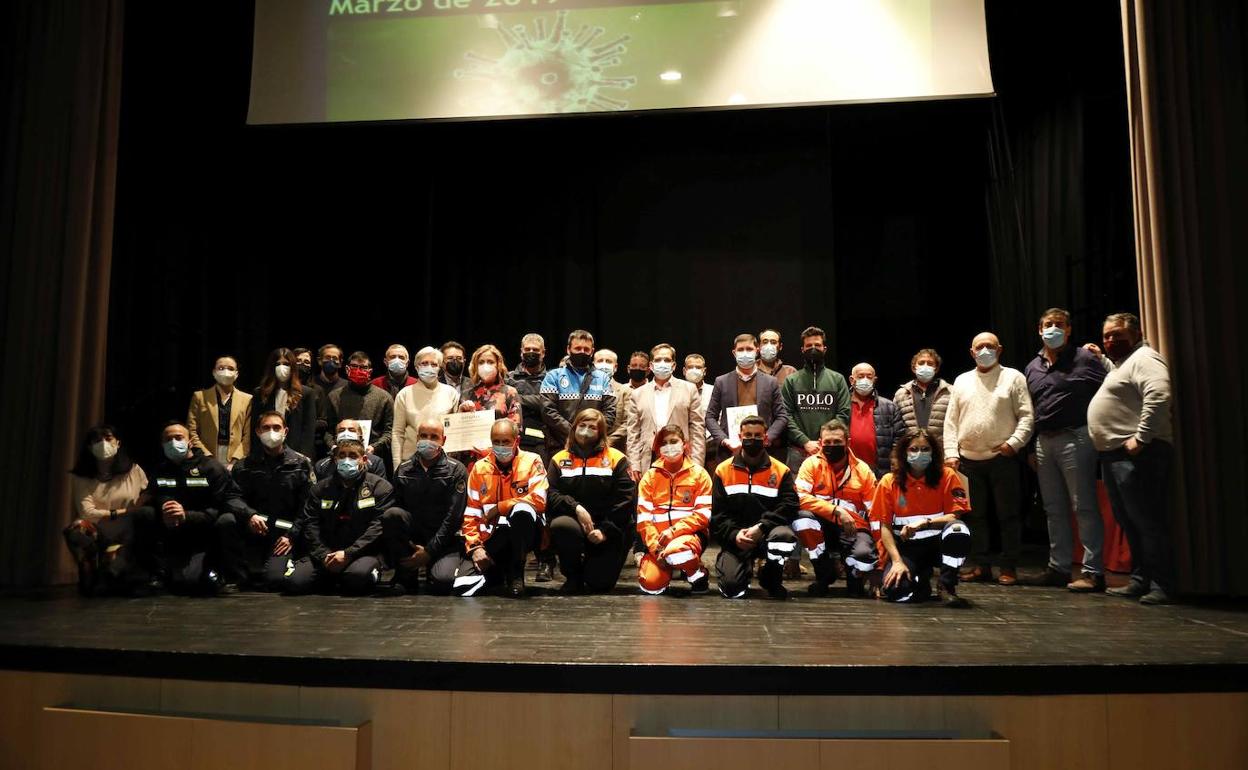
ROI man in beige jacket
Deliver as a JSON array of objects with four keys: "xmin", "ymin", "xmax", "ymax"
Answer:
[{"xmin": 626, "ymin": 343, "xmax": 706, "ymax": 481}]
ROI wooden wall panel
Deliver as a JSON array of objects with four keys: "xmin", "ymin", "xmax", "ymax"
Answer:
[
  {"xmin": 1107, "ymin": 693, "xmax": 1248, "ymax": 770},
  {"xmin": 450, "ymin": 692, "xmax": 611, "ymax": 770}
]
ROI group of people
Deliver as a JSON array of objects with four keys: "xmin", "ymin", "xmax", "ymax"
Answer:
[{"xmin": 65, "ymin": 309, "xmax": 1176, "ymax": 606}]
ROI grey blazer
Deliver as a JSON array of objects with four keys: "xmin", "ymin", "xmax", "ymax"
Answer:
[{"xmin": 705, "ymin": 370, "xmax": 789, "ymax": 463}]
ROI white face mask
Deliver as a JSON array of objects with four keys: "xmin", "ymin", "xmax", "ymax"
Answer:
[
  {"xmin": 759, "ymin": 343, "xmax": 778, "ymax": 362},
  {"xmin": 477, "ymin": 363, "xmax": 497, "ymax": 382},
  {"xmin": 684, "ymin": 367, "xmax": 704, "ymax": 383},
  {"xmin": 975, "ymin": 347, "xmax": 999, "ymax": 368},
  {"xmin": 336, "ymin": 429, "xmax": 361, "ymax": 443},
  {"xmin": 90, "ymin": 439, "xmax": 118, "ymax": 461},
  {"xmin": 854, "ymin": 377, "xmax": 874, "ymax": 395},
  {"xmin": 417, "ymin": 365, "xmax": 438, "ymax": 383},
  {"xmin": 652, "ymin": 361, "xmax": 674, "ymax": 379},
  {"xmin": 214, "ymin": 368, "xmax": 238, "ymax": 386},
  {"xmin": 915, "ymin": 364, "xmax": 936, "ymax": 383},
  {"xmin": 274, "ymin": 364, "xmax": 291, "ymax": 383},
  {"xmin": 659, "ymin": 441, "xmax": 684, "ymax": 460},
  {"xmin": 594, "ymin": 362, "xmax": 616, "ymax": 376},
  {"xmin": 258, "ymin": 429, "xmax": 284, "ymax": 449},
  {"xmin": 735, "ymin": 351, "xmax": 757, "ymax": 369}
]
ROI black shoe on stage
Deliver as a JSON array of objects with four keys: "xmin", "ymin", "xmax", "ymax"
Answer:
[
  {"xmin": 1107, "ymin": 579, "xmax": 1149, "ymax": 598},
  {"xmin": 945, "ymin": 593, "xmax": 971, "ymax": 609},
  {"xmin": 759, "ymin": 563, "xmax": 788, "ymax": 600},
  {"xmin": 535, "ymin": 559, "xmax": 555, "ymax": 583},
  {"xmin": 506, "ymin": 572, "xmax": 527, "ymax": 598},
  {"xmin": 558, "ymin": 576, "xmax": 584, "ymax": 595},
  {"xmin": 689, "ymin": 574, "xmax": 709, "ymax": 594},
  {"xmin": 806, "ymin": 582, "xmax": 830, "ymax": 597}
]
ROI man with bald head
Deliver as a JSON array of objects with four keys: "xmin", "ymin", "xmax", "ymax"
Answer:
[
  {"xmin": 381, "ymin": 417, "xmax": 469, "ymax": 593},
  {"xmin": 847, "ymin": 362, "xmax": 906, "ymax": 478},
  {"xmin": 313, "ymin": 419, "xmax": 386, "ymax": 480},
  {"xmin": 943, "ymin": 331, "xmax": 1034, "ymax": 585}
]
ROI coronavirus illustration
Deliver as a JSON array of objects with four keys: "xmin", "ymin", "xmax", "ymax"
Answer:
[{"xmin": 454, "ymin": 10, "xmax": 637, "ymax": 114}]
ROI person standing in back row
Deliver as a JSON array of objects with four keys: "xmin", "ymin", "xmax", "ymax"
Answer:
[{"xmin": 943, "ymin": 332, "xmax": 1034, "ymax": 586}]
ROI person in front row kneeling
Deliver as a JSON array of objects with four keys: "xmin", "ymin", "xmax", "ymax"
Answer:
[
  {"xmin": 637, "ymin": 425, "xmax": 713, "ymax": 595},
  {"xmin": 547, "ymin": 409, "xmax": 636, "ymax": 594},
  {"xmin": 710, "ymin": 415, "xmax": 799, "ymax": 599},
  {"xmin": 794, "ymin": 419, "xmax": 879, "ymax": 597},
  {"xmin": 874, "ymin": 429, "xmax": 973, "ymax": 608},
  {"xmin": 380, "ymin": 418, "xmax": 468, "ymax": 594},
  {"xmin": 133, "ymin": 421, "xmax": 249, "ymax": 595},
  {"xmin": 431, "ymin": 419, "xmax": 548, "ymax": 598},
  {"xmin": 273, "ymin": 439, "xmax": 392, "ymax": 595}
]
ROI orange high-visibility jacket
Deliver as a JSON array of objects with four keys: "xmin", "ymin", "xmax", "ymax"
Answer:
[
  {"xmin": 869, "ymin": 466, "xmax": 970, "ymax": 562},
  {"xmin": 795, "ymin": 450, "xmax": 876, "ymax": 530},
  {"xmin": 462, "ymin": 449, "xmax": 548, "ymax": 551},
  {"xmin": 636, "ymin": 457, "xmax": 713, "ymax": 553}
]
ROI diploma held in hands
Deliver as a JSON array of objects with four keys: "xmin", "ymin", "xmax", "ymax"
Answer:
[{"xmin": 442, "ymin": 411, "xmax": 496, "ymax": 454}]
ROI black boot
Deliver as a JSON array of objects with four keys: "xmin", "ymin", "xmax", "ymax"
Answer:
[
  {"xmin": 808, "ymin": 556, "xmax": 837, "ymax": 597},
  {"xmin": 758, "ymin": 560, "xmax": 788, "ymax": 600}
]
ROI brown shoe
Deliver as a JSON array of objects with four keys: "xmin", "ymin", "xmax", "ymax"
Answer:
[
  {"xmin": 1068, "ymin": 573, "xmax": 1106, "ymax": 593},
  {"xmin": 960, "ymin": 565, "xmax": 993, "ymax": 583},
  {"xmin": 996, "ymin": 569, "xmax": 1017, "ymax": 586}
]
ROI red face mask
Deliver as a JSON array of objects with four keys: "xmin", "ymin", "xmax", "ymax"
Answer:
[{"xmin": 346, "ymin": 365, "xmax": 372, "ymax": 386}]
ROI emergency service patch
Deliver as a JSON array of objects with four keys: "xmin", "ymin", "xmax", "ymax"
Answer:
[
  {"xmin": 679, "ymin": 489, "xmax": 692, "ymax": 504},
  {"xmin": 189, "ymin": 467, "xmax": 201, "ymax": 476},
  {"xmin": 560, "ymin": 376, "xmax": 570, "ymax": 388},
  {"xmin": 456, "ymin": 480, "xmax": 465, "ymax": 493},
  {"xmin": 601, "ymin": 457, "xmax": 610, "ymax": 467},
  {"xmin": 768, "ymin": 472, "xmax": 777, "ymax": 486},
  {"xmin": 951, "ymin": 488, "xmax": 968, "ymax": 500},
  {"xmin": 360, "ymin": 486, "xmax": 372, "ymax": 498}
]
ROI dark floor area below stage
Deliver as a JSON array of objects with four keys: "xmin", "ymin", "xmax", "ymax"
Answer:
[{"xmin": 2, "ymin": 563, "xmax": 1246, "ymax": 696}]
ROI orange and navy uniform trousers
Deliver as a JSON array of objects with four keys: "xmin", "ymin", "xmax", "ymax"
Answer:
[
  {"xmin": 709, "ymin": 454, "xmax": 799, "ymax": 598},
  {"xmin": 794, "ymin": 451, "xmax": 879, "ymax": 586},
  {"xmin": 869, "ymin": 466, "xmax": 972, "ymax": 602},
  {"xmin": 636, "ymin": 457, "xmax": 713, "ymax": 594},
  {"xmin": 433, "ymin": 449, "xmax": 548, "ymax": 596},
  {"xmin": 546, "ymin": 445, "xmax": 636, "ymax": 592}
]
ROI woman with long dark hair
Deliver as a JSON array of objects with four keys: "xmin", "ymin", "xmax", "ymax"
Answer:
[
  {"xmin": 871, "ymin": 429, "xmax": 973, "ymax": 607},
  {"xmin": 65, "ymin": 424, "xmax": 153, "ymax": 595},
  {"xmin": 253, "ymin": 347, "xmax": 317, "ymax": 458}
]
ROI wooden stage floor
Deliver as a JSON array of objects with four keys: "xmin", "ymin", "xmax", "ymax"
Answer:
[{"xmin": 2, "ymin": 561, "xmax": 1245, "ymax": 697}]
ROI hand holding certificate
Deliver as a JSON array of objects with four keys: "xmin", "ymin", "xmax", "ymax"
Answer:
[{"xmin": 442, "ymin": 410, "xmax": 497, "ymax": 454}]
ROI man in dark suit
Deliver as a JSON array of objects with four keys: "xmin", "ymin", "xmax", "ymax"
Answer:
[{"xmin": 705, "ymin": 333, "xmax": 790, "ymax": 467}]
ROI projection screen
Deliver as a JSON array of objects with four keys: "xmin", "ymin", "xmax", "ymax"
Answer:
[{"xmin": 248, "ymin": 0, "xmax": 994, "ymax": 124}]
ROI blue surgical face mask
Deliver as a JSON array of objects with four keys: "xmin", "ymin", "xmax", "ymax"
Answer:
[
  {"xmin": 907, "ymin": 448, "xmax": 933, "ymax": 471},
  {"xmin": 759, "ymin": 343, "xmax": 778, "ymax": 362},
  {"xmin": 416, "ymin": 439, "xmax": 440, "ymax": 461},
  {"xmin": 163, "ymin": 438, "xmax": 188, "ymax": 461},
  {"xmin": 388, "ymin": 358, "xmax": 408, "ymax": 376},
  {"xmin": 1041, "ymin": 326, "xmax": 1066, "ymax": 350},
  {"xmin": 735, "ymin": 351, "xmax": 757, "ymax": 368},
  {"xmin": 854, "ymin": 377, "xmax": 874, "ymax": 396},
  {"xmin": 915, "ymin": 364, "xmax": 936, "ymax": 383},
  {"xmin": 652, "ymin": 361, "xmax": 674, "ymax": 378},
  {"xmin": 492, "ymin": 445, "xmax": 515, "ymax": 463},
  {"xmin": 594, "ymin": 362, "xmax": 615, "ymax": 376},
  {"xmin": 336, "ymin": 458, "xmax": 361, "ymax": 479},
  {"xmin": 417, "ymin": 365, "xmax": 438, "ymax": 383},
  {"xmin": 975, "ymin": 347, "xmax": 999, "ymax": 368}
]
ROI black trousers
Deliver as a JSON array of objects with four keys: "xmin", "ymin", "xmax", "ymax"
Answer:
[
  {"xmin": 269, "ymin": 553, "xmax": 383, "ymax": 595},
  {"xmin": 131, "ymin": 507, "xmax": 222, "ymax": 594},
  {"xmin": 714, "ymin": 524, "xmax": 798, "ymax": 598},
  {"xmin": 960, "ymin": 454, "xmax": 1022, "ymax": 569},
  {"xmin": 882, "ymin": 534, "xmax": 963, "ymax": 603},
  {"xmin": 430, "ymin": 510, "xmax": 537, "ymax": 596},
  {"xmin": 548, "ymin": 515, "xmax": 627, "ymax": 592},
  {"xmin": 1101, "ymin": 441, "xmax": 1175, "ymax": 593},
  {"xmin": 215, "ymin": 512, "xmax": 289, "ymax": 585},
  {"xmin": 380, "ymin": 506, "xmax": 440, "ymax": 588}
]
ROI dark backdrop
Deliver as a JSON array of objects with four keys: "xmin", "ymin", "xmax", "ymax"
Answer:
[{"xmin": 104, "ymin": 1, "xmax": 1137, "ymax": 469}]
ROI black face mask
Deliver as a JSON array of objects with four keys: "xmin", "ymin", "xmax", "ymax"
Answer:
[
  {"xmin": 803, "ymin": 348, "xmax": 825, "ymax": 367},
  {"xmin": 568, "ymin": 352, "xmax": 592, "ymax": 370},
  {"xmin": 822, "ymin": 445, "xmax": 847, "ymax": 463},
  {"xmin": 741, "ymin": 438, "xmax": 765, "ymax": 458},
  {"xmin": 521, "ymin": 352, "xmax": 542, "ymax": 368},
  {"xmin": 321, "ymin": 360, "xmax": 338, "ymax": 376},
  {"xmin": 628, "ymin": 368, "xmax": 647, "ymax": 382},
  {"xmin": 444, "ymin": 360, "xmax": 464, "ymax": 377},
  {"xmin": 296, "ymin": 364, "xmax": 313, "ymax": 381}
]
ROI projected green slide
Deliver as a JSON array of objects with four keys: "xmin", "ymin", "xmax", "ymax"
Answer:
[{"xmin": 248, "ymin": 0, "xmax": 993, "ymax": 124}]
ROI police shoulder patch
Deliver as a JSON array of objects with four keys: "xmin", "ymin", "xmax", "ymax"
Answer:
[
  {"xmin": 560, "ymin": 376, "xmax": 570, "ymax": 388},
  {"xmin": 361, "ymin": 486, "xmax": 372, "ymax": 498},
  {"xmin": 189, "ymin": 467, "xmax": 201, "ymax": 477},
  {"xmin": 456, "ymin": 479, "xmax": 466, "ymax": 493}
]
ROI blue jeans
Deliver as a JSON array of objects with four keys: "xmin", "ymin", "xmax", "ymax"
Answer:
[
  {"xmin": 1100, "ymin": 440, "xmax": 1175, "ymax": 593},
  {"xmin": 1035, "ymin": 425, "xmax": 1103, "ymax": 575}
]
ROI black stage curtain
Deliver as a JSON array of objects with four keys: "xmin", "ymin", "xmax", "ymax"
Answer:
[
  {"xmin": 1122, "ymin": 0, "xmax": 1248, "ymax": 595},
  {"xmin": 0, "ymin": 0, "xmax": 125, "ymax": 585}
]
